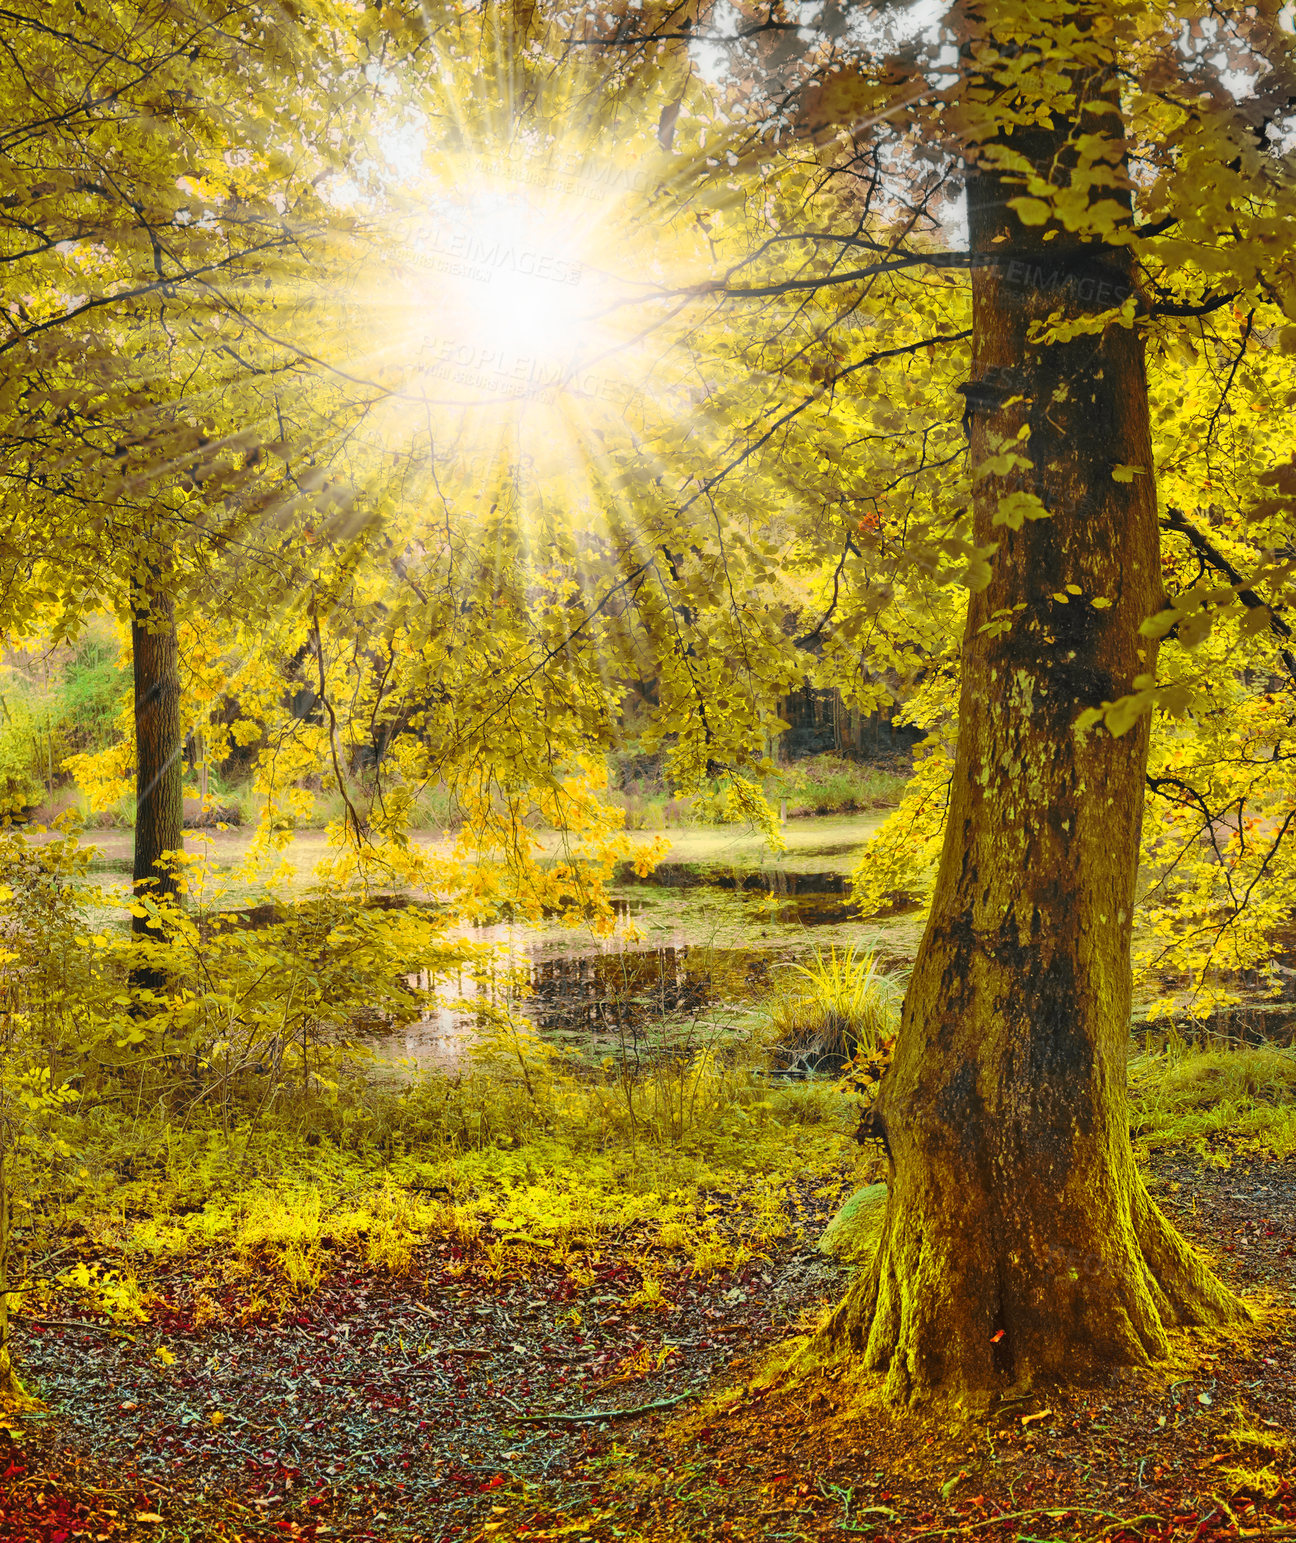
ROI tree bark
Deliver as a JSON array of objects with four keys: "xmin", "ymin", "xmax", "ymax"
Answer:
[
  {"xmin": 0, "ymin": 1147, "xmax": 36, "ymax": 1409},
  {"xmin": 818, "ymin": 37, "xmax": 1247, "ymax": 1403},
  {"xmin": 131, "ymin": 575, "xmax": 183, "ymax": 971}
]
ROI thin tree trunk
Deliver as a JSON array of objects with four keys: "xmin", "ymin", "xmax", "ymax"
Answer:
[
  {"xmin": 0, "ymin": 1145, "xmax": 14, "ymax": 1401},
  {"xmin": 131, "ymin": 575, "xmax": 183, "ymax": 984},
  {"xmin": 818, "ymin": 38, "xmax": 1245, "ymax": 1404},
  {"xmin": 0, "ymin": 1146, "xmax": 34, "ymax": 1408},
  {"xmin": 196, "ymin": 723, "xmax": 209, "ymax": 813}
]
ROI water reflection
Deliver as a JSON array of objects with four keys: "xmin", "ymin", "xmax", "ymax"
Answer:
[
  {"xmin": 373, "ymin": 864, "xmax": 876, "ymax": 1074},
  {"xmin": 618, "ymin": 861, "xmax": 852, "ymax": 894},
  {"xmin": 385, "ymin": 942, "xmax": 776, "ymax": 1072}
]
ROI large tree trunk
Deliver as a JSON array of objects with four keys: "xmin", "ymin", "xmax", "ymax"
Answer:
[
  {"xmin": 818, "ymin": 38, "xmax": 1246, "ymax": 1404},
  {"xmin": 130, "ymin": 574, "xmax": 183, "ymax": 976}
]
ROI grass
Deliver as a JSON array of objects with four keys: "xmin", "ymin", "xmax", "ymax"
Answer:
[
  {"xmin": 616, "ymin": 754, "xmax": 911, "ymax": 830},
  {"xmin": 36, "ymin": 1022, "xmax": 1296, "ymax": 1333},
  {"xmin": 26, "ymin": 776, "xmax": 462, "ymax": 832},
  {"xmin": 10, "ymin": 1025, "xmax": 1296, "ymax": 1353},
  {"xmin": 1129, "ymin": 1036, "xmax": 1296, "ymax": 1162},
  {"xmin": 35, "ymin": 749, "xmax": 906, "ymax": 838},
  {"xmin": 312, "ymin": 781, "xmax": 456, "ymax": 831},
  {"xmin": 775, "ymin": 755, "xmax": 910, "ymax": 818},
  {"xmin": 21, "ymin": 1065, "xmax": 861, "ymax": 1328}
]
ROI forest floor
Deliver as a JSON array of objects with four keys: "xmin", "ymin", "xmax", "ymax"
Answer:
[{"xmin": 0, "ymin": 1155, "xmax": 1293, "ymax": 1543}]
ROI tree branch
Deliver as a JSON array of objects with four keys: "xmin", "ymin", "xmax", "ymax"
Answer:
[{"xmin": 1160, "ymin": 506, "xmax": 1296, "ymax": 686}]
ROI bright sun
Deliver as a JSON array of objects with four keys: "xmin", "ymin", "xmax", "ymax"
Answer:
[
  {"xmin": 398, "ymin": 189, "xmax": 618, "ymax": 414},
  {"xmin": 351, "ymin": 129, "xmax": 699, "ymax": 485},
  {"xmin": 436, "ymin": 197, "xmax": 590, "ymax": 355}
]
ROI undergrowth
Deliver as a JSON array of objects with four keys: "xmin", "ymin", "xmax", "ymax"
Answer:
[
  {"xmin": 617, "ymin": 754, "xmax": 910, "ymax": 830},
  {"xmin": 4, "ymin": 817, "xmax": 1294, "ymax": 1352},
  {"xmin": 30, "ymin": 1028, "xmax": 1296, "ymax": 1332},
  {"xmin": 21, "ymin": 1069, "xmax": 860, "ymax": 1327},
  {"xmin": 1129, "ymin": 1034, "xmax": 1296, "ymax": 1163}
]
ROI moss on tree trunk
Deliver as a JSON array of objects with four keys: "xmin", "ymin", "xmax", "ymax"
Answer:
[{"xmin": 817, "ymin": 37, "xmax": 1247, "ymax": 1404}]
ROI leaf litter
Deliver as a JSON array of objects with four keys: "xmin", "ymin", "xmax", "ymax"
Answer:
[{"xmin": 0, "ymin": 1160, "xmax": 1291, "ymax": 1543}]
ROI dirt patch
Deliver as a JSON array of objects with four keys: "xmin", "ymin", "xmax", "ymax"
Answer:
[{"xmin": 486, "ymin": 1156, "xmax": 1296, "ymax": 1542}]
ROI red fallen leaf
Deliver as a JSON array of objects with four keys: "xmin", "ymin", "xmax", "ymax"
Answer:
[
  {"xmin": 990, "ymin": 1330, "xmax": 1005, "ymax": 1343},
  {"xmin": 51, "ymin": 1532, "xmax": 69, "ymax": 1543},
  {"xmin": 307, "ymin": 1496, "xmax": 327, "ymax": 1508},
  {"xmin": 480, "ymin": 1476, "xmax": 506, "ymax": 1491}
]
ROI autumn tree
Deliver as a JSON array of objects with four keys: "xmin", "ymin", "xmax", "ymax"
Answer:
[
  {"xmin": 0, "ymin": 0, "xmax": 422, "ymax": 916},
  {"xmin": 809, "ymin": 12, "xmax": 1227, "ymax": 1400},
  {"xmin": 666, "ymin": 0, "xmax": 1296, "ymax": 1399}
]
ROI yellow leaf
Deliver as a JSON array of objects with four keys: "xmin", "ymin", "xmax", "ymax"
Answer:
[
  {"xmin": 992, "ymin": 490, "xmax": 1050, "ymax": 529},
  {"xmin": 1008, "ymin": 197, "xmax": 1051, "ymax": 226}
]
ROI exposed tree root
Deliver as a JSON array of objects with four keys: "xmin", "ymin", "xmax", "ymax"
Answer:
[
  {"xmin": 0, "ymin": 1339, "xmax": 43, "ymax": 1414},
  {"xmin": 804, "ymin": 1173, "xmax": 1251, "ymax": 1408}
]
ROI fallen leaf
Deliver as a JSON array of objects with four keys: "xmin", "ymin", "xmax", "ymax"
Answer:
[
  {"xmin": 135, "ymin": 1515, "xmax": 163, "ymax": 1524},
  {"xmin": 1021, "ymin": 1409, "xmax": 1052, "ymax": 1428}
]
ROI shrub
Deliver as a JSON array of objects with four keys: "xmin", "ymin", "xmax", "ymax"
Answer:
[{"xmin": 0, "ymin": 718, "xmax": 42, "ymax": 814}]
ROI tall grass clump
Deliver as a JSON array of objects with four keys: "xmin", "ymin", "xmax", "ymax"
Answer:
[{"xmin": 768, "ymin": 945, "xmax": 905, "ymax": 1072}]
